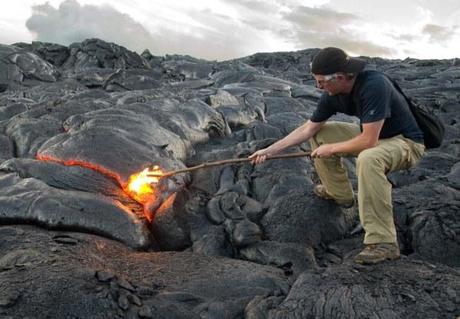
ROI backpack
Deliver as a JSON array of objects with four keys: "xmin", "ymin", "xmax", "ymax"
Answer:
[{"xmin": 387, "ymin": 77, "xmax": 445, "ymax": 149}]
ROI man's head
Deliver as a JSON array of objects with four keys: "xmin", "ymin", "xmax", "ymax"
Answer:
[
  {"xmin": 310, "ymin": 47, "xmax": 366, "ymax": 95},
  {"xmin": 311, "ymin": 47, "xmax": 365, "ymax": 75}
]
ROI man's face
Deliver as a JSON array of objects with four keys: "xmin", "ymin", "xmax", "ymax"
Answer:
[{"xmin": 313, "ymin": 73, "xmax": 343, "ymax": 95}]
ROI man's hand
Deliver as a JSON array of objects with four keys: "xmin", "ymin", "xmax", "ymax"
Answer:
[
  {"xmin": 311, "ymin": 143, "xmax": 336, "ymax": 158},
  {"xmin": 249, "ymin": 148, "xmax": 272, "ymax": 164}
]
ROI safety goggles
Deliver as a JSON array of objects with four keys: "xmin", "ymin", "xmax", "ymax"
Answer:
[{"xmin": 314, "ymin": 73, "xmax": 339, "ymax": 87}]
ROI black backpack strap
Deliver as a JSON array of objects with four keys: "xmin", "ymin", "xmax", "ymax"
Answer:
[{"xmin": 382, "ymin": 74, "xmax": 413, "ymax": 105}]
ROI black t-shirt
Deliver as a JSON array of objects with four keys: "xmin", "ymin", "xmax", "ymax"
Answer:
[{"xmin": 310, "ymin": 70, "xmax": 424, "ymax": 143}]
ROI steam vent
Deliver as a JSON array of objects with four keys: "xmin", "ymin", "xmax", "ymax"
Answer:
[{"xmin": 0, "ymin": 39, "xmax": 459, "ymax": 318}]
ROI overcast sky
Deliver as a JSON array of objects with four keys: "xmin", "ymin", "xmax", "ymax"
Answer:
[{"xmin": 1, "ymin": 0, "xmax": 459, "ymax": 61}]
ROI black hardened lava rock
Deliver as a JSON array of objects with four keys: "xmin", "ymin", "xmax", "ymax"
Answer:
[{"xmin": 0, "ymin": 38, "xmax": 458, "ymax": 318}]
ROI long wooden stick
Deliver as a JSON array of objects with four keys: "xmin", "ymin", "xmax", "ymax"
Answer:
[{"xmin": 147, "ymin": 151, "xmax": 312, "ymax": 178}]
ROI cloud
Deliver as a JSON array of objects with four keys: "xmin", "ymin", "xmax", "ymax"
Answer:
[
  {"xmin": 393, "ymin": 34, "xmax": 418, "ymax": 42},
  {"xmin": 0, "ymin": 20, "xmax": 32, "ymax": 45},
  {"xmin": 25, "ymin": 0, "xmax": 455, "ymax": 61},
  {"xmin": 224, "ymin": 0, "xmax": 279, "ymax": 14},
  {"xmin": 24, "ymin": 0, "xmax": 276, "ymax": 60},
  {"xmin": 281, "ymin": 6, "xmax": 395, "ymax": 57},
  {"xmin": 25, "ymin": 0, "xmax": 154, "ymax": 52},
  {"xmin": 149, "ymin": 17, "xmax": 267, "ymax": 61},
  {"xmin": 284, "ymin": 5, "xmax": 359, "ymax": 30},
  {"xmin": 134, "ymin": 2, "xmax": 273, "ymax": 60},
  {"xmin": 422, "ymin": 23, "xmax": 458, "ymax": 44},
  {"xmin": 384, "ymin": 19, "xmax": 459, "ymax": 57}
]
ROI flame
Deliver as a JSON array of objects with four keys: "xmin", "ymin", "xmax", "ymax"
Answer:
[
  {"xmin": 36, "ymin": 153, "xmax": 167, "ymax": 207},
  {"xmin": 126, "ymin": 165, "xmax": 164, "ymax": 203},
  {"xmin": 36, "ymin": 153, "xmax": 173, "ymax": 220}
]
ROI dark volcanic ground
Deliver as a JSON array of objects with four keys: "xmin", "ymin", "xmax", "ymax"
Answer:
[{"xmin": 0, "ymin": 39, "xmax": 459, "ymax": 319}]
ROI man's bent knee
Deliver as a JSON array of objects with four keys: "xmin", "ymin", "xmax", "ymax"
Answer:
[{"xmin": 356, "ymin": 149, "xmax": 385, "ymax": 170}]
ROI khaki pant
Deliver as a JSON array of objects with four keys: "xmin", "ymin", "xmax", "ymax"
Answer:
[{"xmin": 310, "ymin": 121, "xmax": 425, "ymax": 244}]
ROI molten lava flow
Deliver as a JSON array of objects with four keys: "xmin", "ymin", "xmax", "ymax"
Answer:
[
  {"xmin": 36, "ymin": 154, "xmax": 122, "ymax": 185},
  {"xmin": 126, "ymin": 165, "xmax": 164, "ymax": 203},
  {"xmin": 36, "ymin": 153, "xmax": 169, "ymax": 210}
]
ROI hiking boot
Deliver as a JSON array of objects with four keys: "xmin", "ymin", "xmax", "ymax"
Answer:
[
  {"xmin": 354, "ymin": 243, "xmax": 400, "ymax": 265},
  {"xmin": 313, "ymin": 184, "xmax": 354, "ymax": 207}
]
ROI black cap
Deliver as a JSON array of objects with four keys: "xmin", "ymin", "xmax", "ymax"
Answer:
[{"xmin": 311, "ymin": 47, "xmax": 366, "ymax": 75}]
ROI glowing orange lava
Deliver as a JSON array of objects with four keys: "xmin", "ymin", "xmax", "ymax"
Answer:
[
  {"xmin": 126, "ymin": 165, "xmax": 164, "ymax": 203},
  {"xmin": 36, "ymin": 153, "xmax": 165, "ymax": 205}
]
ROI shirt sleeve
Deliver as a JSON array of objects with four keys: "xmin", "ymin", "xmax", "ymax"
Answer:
[
  {"xmin": 358, "ymin": 77, "xmax": 392, "ymax": 123},
  {"xmin": 310, "ymin": 92, "xmax": 336, "ymax": 123}
]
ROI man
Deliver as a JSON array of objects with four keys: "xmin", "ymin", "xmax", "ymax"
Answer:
[{"xmin": 249, "ymin": 47, "xmax": 425, "ymax": 265}]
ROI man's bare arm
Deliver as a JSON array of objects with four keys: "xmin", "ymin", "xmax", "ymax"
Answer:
[{"xmin": 250, "ymin": 120, "xmax": 325, "ymax": 164}]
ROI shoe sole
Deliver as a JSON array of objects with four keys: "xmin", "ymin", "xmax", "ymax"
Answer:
[
  {"xmin": 314, "ymin": 186, "xmax": 354, "ymax": 207},
  {"xmin": 354, "ymin": 254, "xmax": 400, "ymax": 265}
]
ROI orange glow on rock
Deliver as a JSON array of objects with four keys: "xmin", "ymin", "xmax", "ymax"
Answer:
[
  {"xmin": 36, "ymin": 154, "xmax": 182, "ymax": 226},
  {"xmin": 36, "ymin": 153, "xmax": 166, "ymax": 205},
  {"xmin": 154, "ymin": 193, "xmax": 177, "ymax": 215},
  {"xmin": 36, "ymin": 154, "xmax": 123, "ymax": 185},
  {"xmin": 143, "ymin": 192, "xmax": 177, "ymax": 222}
]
